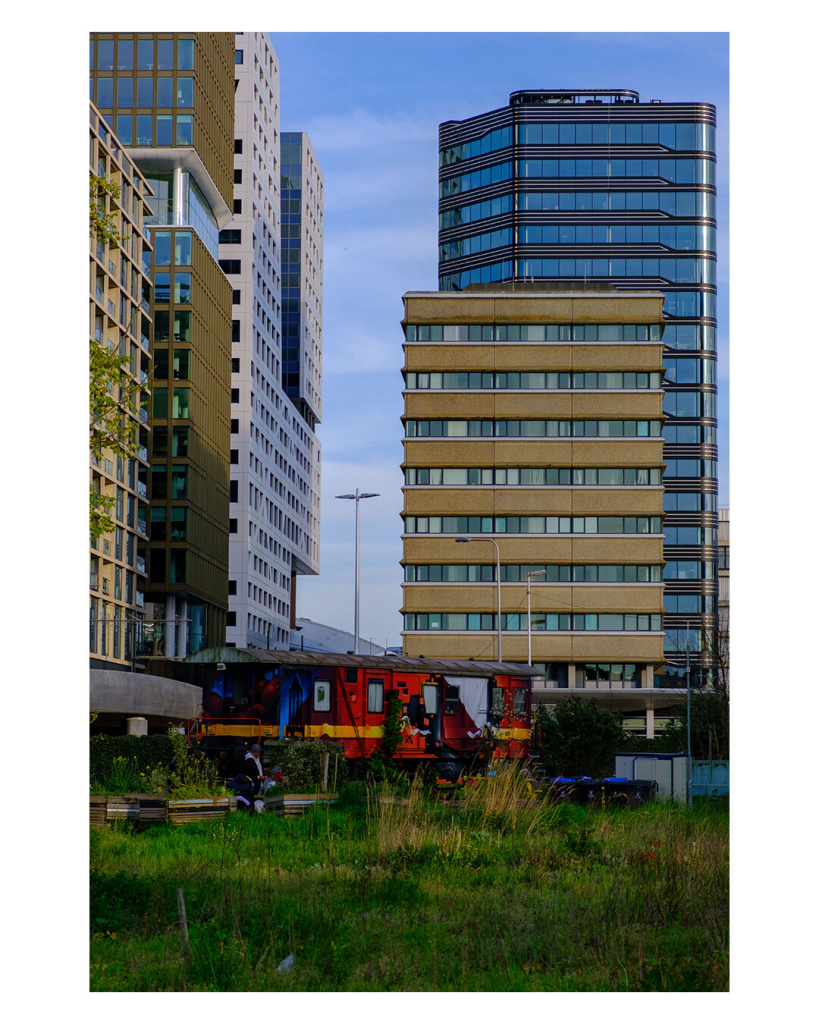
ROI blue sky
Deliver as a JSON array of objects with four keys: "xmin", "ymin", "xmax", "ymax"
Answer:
[{"xmin": 269, "ymin": 32, "xmax": 730, "ymax": 649}]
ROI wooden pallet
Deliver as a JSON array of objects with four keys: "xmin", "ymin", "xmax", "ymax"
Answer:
[
  {"xmin": 90, "ymin": 796, "xmax": 107, "ymax": 830},
  {"xmin": 167, "ymin": 797, "xmax": 236, "ymax": 824},
  {"xmin": 281, "ymin": 793, "xmax": 338, "ymax": 817},
  {"xmin": 106, "ymin": 797, "xmax": 141, "ymax": 822}
]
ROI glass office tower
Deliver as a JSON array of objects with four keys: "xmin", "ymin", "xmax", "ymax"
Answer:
[{"xmin": 438, "ymin": 90, "xmax": 718, "ymax": 687}]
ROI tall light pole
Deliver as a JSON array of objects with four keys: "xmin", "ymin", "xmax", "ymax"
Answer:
[
  {"xmin": 335, "ymin": 489, "xmax": 379, "ymax": 654},
  {"xmin": 455, "ymin": 536, "xmax": 502, "ymax": 663},
  {"xmin": 686, "ymin": 620, "xmax": 693, "ymax": 806},
  {"xmin": 526, "ymin": 569, "xmax": 548, "ymax": 666}
]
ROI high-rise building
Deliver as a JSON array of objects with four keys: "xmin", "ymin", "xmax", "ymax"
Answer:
[
  {"xmin": 89, "ymin": 103, "xmax": 154, "ymax": 668},
  {"xmin": 90, "ymin": 32, "xmax": 236, "ymax": 655},
  {"xmin": 222, "ymin": 33, "xmax": 322, "ymax": 650},
  {"xmin": 438, "ymin": 91, "xmax": 718, "ymax": 687},
  {"xmin": 401, "ymin": 288, "xmax": 677, "ymax": 732}
]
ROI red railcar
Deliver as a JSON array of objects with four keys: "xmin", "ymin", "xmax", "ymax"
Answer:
[{"xmin": 181, "ymin": 650, "xmax": 535, "ymax": 781}]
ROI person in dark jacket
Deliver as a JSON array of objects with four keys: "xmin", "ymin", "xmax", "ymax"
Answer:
[{"xmin": 243, "ymin": 744, "xmax": 267, "ymax": 794}]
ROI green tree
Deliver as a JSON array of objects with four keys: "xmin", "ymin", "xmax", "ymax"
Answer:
[
  {"xmin": 89, "ymin": 171, "xmax": 143, "ymax": 539},
  {"xmin": 534, "ymin": 695, "xmax": 625, "ymax": 778}
]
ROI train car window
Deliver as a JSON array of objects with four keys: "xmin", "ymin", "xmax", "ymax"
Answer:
[
  {"xmin": 423, "ymin": 683, "xmax": 438, "ymax": 714},
  {"xmin": 232, "ymin": 676, "xmax": 249, "ymax": 706},
  {"xmin": 367, "ymin": 680, "xmax": 384, "ymax": 713},
  {"xmin": 512, "ymin": 688, "xmax": 527, "ymax": 716},
  {"xmin": 314, "ymin": 679, "xmax": 331, "ymax": 712},
  {"xmin": 345, "ymin": 667, "xmax": 357, "ymax": 684},
  {"xmin": 490, "ymin": 686, "xmax": 505, "ymax": 716},
  {"xmin": 445, "ymin": 684, "xmax": 460, "ymax": 715}
]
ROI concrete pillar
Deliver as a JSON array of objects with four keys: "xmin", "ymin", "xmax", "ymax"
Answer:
[
  {"xmin": 164, "ymin": 594, "xmax": 176, "ymax": 658},
  {"xmin": 177, "ymin": 598, "xmax": 187, "ymax": 658},
  {"xmin": 646, "ymin": 708, "xmax": 655, "ymax": 739},
  {"xmin": 290, "ymin": 572, "xmax": 297, "ymax": 630},
  {"xmin": 568, "ymin": 663, "xmax": 576, "ymax": 689},
  {"xmin": 126, "ymin": 716, "xmax": 148, "ymax": 736},
  {"xmin": 173, "ymin": 166, "xmax": 185, "ymax": 225}
]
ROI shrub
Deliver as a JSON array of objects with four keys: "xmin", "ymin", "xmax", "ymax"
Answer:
[
  {"xmin": 535, "ymin": 696, "xmax": 625, "ymax": 778},
  {"xmin": 90, "ymin": 734, "xmax": 174, "ymax": 788},
  {"xmin": 260, "ymin": 740, "xmax": 348, "ymax": 791}
]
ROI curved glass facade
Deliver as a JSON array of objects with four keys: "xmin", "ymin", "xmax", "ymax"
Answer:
[{"xmin": 437, "ymin": 90, "xmax": 718, "ymax": 686}]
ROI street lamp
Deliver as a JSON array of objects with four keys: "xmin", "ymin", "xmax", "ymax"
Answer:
[
  {"xmin": 526, "ymin": 569, "xmax": 548, "ymax": 666},
  {"xmin": 335, "ymin": 489, "xmax": 379, "ymax": 655},
  {"xmin": 686, "ymin": 620, "xmax": 693, "ymax": 806},
  {"xmin": 455, "ymin": 536, "xmax": 502, "ymax": 663}
]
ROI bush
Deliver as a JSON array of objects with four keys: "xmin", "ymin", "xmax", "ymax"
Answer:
[
  {"xmin": 535, "ymin": 696, "xmax": 624, "ymax": 778},
  {"xmin": 90, "ymin": 734, "xmax": 174, "ymax": 788},
  {"xmin": 261, "ymin": 740, "xmax": 348, "ymax": 791}
]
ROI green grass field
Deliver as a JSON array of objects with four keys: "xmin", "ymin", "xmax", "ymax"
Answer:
[{"xmin": 89, "ymin": 776, "xmax": 728, "ymax": 992}]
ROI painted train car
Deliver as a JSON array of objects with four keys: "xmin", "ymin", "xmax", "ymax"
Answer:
[{"xmin": 173, "ymin": 649, "xmax": 536, "ymax": 780}]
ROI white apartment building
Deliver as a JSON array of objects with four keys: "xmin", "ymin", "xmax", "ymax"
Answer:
[{"xmin": 220, "ymin": 32, "xmax": 322, "ymax": 649}]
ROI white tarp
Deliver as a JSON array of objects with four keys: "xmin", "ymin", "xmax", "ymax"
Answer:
[{"xmin": 445, "ymin": 675, "xmax": 489, "ymax": 737}]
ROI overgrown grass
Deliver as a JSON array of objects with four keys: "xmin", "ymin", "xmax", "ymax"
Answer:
[{"xmin": 90, "ymin": 774, "xmax": 728, "ymax": 992}]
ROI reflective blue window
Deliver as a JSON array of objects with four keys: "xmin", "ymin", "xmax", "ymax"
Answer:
[
  {"xmin": 136, "ymin": 115, "xmax": 152, "ymax": 145},
  {"xmin": 137, "ymin": 39, "xmax": 153, "ymax": 70},
  {"xmin": 157, "ymin": 78, "xmax": 173, "ymax": 107},
  {"xmin": 137, "ymin": 77, "xmax": 153, "ymax": 107},
  {"xmin": 176, "ymin": 115, "xmax": 193, "ymax": 145},
  {"xmin": 177, "ymin": 39, "xmax": 194, "ymax": 70},
  {"xmin": 97, "ymin": 77, "xmax": 113, "ymax": 107},
  {"xmin": 97, "ymin": 39, "xmax": 114, "ymax": 71},
  {"xmin": 115, "ymin": 115, "xmax": 132, "ymax": 146},
  {"xmin": 176, "ymin": 78, "xmax": 193, "ymax": 107},
  {"xmin": 156, "ymin": 39, "xmax": 174, "ymax": 70}
]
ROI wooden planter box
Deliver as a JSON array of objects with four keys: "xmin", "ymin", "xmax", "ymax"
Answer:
[
  {"xmin": 90, "ymin": 796, "xmax": 107, "ymax": 829},
  {"xmin": 167, "ymin": 797, "xmax": 236, "ymax": 825},
  {"xmin": 282, "ymin": 793, "xmax": 338, "ymax": 817}
]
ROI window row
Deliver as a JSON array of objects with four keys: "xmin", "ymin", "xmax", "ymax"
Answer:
[
  {"xmin": 518, "ymin": 190, "xmax": 715, "ymax": 217},
  {"xmin": 154, "ymin": 272, "xmax": 191, "ymax": 304},
  {"xmin": 148, "ymin": 464, "xmax": 188, "ymax": 499},
  {"xmin": 663, "ymin": 460, "xmax": 717, "ymax": 479},
  {"xmin": 439, "ymin": 126, "xmax": 515, "ymax": 165},
  {"xmin": 517, "ymin": 223, "xmax": 715, "ymax": 251},
  {"xmin": 515, "ymin": 158, "xmax": 715, "ymax": 185},
  {"xmin": 515, "ymin": 257, "xmax": 716, "ymax": 285},
  {"xmin": 516, "ymin": 122, "xmax": 714, "ymax": 151},
  {"xmin": 662, "ymin": 324, "xmax": 716, "ymax": 351},
  {"xmin": 440, "ymin": 227, "xmax": 513, "ymax": 260},
  {"xmin": 149, "ymin": 506, "xmax": 187, "ymax": 541},
  {"xmin": 662, "ymin": 424, "xmax": 717, "ymax": 444},
  {"xmin": 91, "ymin": 37, "xmax": 194, "ymax": 72},
  {"xmin": 405, "ymin": 322, "xmax": 662, "ymax": 342},
  {"xmin": 404, "ymin": 612, "xmax": 663, "ymax": 632},
  {"xmin": 665, "ymin": 527, "xmax": 717, "ymax": 545},
  {"xmin": 662, "ymin": 493, "xmax": 717, "ymax": 512},
  {"xmin": 106, "ymin": 112, "xmax": 193, "ymax": 147},
  {"xmin": 404, "ymin": 467, "xmax": 662, "ymax": 487},
  {"xmin": 405, "ymin": 419, "xmax": 662, "ymax": 438},
  {"xmin": 154, "ymin": 310, "xmax": 191, "ymax": 343},
  {"xmin": 663, "ymin": 560, "xmax": 715, "ymax": 580},
  {"xmin": 663, "ymin": 629, "xmax": 702, "ymax": 652},
  {"xmin": 152, "ymin": 387, "xmax": 190, "ymax": 419},
  {"xmin": 93, "ymin": 76, "xmax": 194, "ymax": 109},
  {"xmin": 149, "ymin": 548, "xmax": 188, "ymax": 584},
  {"xmin": 663, "ymin": 390, "xmax": 717, "ymax": 418},
  {"xmin": 405, "ymin": 370, "xmax": 662, "ymax": 391},
  {"xmin": 439, "ymin": 194, "xmax": 514, "ymax": 229},
  {"xmin": 151, "ymin": 426, "xmax": 189, "ymax": 457},
  {"xmin": 152, "ymin": 349, "xmax": 190, "ymax": 380},
  {"xmin": 403, "ymin": 515, "xmax": 663, "ymax": 535},
  {"xmin": 152, "ymin": 230, "xmax": 193, "ymax": 267},
  {"xmin": 404, "ymin": 563, "xmax": 662, "ymax": 583},
  {"xmin": 663, "ymin": 357, "xmax": 716, "ymax": 384},
  {"xmin": 440, "ymin": 162, "xmax": 515, "ymax": 197},
  {"xmin": 664, "ymin": 595, "xmax": 715, "ymax": 613}
]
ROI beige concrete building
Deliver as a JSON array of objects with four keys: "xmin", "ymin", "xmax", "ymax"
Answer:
[
  {"xmin": 90, "ymin": 102, "xmax": 155, "ymax": 668},
  {"xmin": 401, "ymin": 288, "xmax": 676, "ymax": 729}
]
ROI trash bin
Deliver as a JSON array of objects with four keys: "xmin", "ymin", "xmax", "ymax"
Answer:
[
  {"xmin": 602, "ymin": 777, "xmax": 657, "ymax": 808},
  {"xmin": 573, "ymin": 778, "xmax": 603, "ymax": 808},
  {"xmin": 546, "ymin": 777, "xmax": 578, "ymax": 802}
]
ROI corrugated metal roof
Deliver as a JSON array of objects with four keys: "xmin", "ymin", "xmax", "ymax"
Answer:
[
  {"xmin": 288, "ymin": 618, "xmax": 387, "ymax": 655},
  {"xmin": 180, "ymin": 646, "xmax": 539, "ymax": 677}
]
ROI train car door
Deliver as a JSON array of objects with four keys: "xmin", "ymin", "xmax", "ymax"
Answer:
[{"xmin": 364, "ymin": 674, "xmax": 385, "ymax": 755}]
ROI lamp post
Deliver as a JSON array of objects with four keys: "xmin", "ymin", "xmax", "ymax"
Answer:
[
  {"xmin": 455, "ymin": 536, "xmax": 502, "ymax": 663},
  {"xmin": 686, "ymin": 620, "xmax": 693, "ymax": 806},
  {"xmin": 526, "ymin": 569, "xmax": 548, "ymax": 666},
  {"xmin": 335, "ymin": 489, "xmax": 379, "ymax": 655}
]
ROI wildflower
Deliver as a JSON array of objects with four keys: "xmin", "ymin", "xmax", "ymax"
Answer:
[{"xmin": 649, "ymin": 840, "xmax": 654, "ymax": 846}]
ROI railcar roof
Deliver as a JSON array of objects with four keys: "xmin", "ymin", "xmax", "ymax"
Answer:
[{"xmin": 179, "ymin": 647, "xmax": 539, "ymax": 677}]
